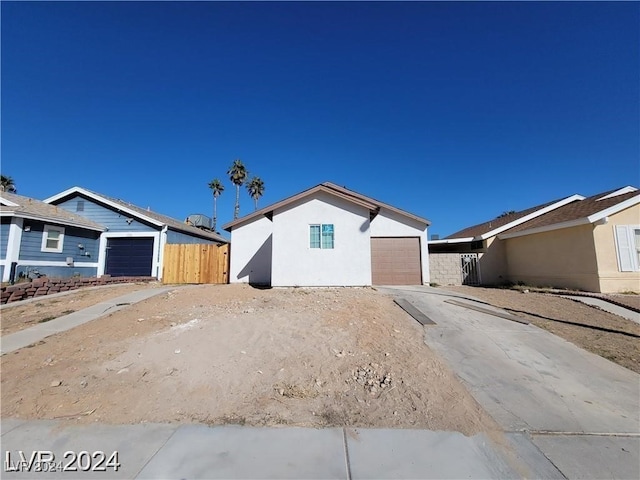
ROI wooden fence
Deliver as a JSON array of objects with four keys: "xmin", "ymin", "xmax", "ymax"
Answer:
[{"xmin": 162, "ymin": 244, "xmax": 229, "ymax": 284}]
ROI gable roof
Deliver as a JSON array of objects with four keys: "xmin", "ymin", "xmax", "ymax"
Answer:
[
  {"xmin": 498, "ymin": 187, "xmax": 640, "ymax": 239},
  {"xmin": 0, "ymin": 192, "xmax": 106, "ymax": 231},
  {"xmin": 435, "ymin": 194, "xmax": 585, "ymax": 243},
  {"xmin": 44, "ymin": 187, "xmax": 228, "ymax": 243},
  {"xmin": 222, "ymin": 182, "xmax": 430, "ymax": 231}
]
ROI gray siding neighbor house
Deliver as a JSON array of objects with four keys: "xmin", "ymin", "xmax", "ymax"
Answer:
[{"xmin": 0, "ymin": 187, "xmax": 228, "ymax": 282}]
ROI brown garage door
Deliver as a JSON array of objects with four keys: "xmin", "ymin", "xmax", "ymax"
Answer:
[{"xmin": 371, "ymin": 237, "xmax": 422, "ymax": 285}]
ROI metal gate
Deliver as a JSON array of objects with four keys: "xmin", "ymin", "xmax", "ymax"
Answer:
[{"xmin": 460, "ymin": 253, "xmax": 480, "ymax": 285}]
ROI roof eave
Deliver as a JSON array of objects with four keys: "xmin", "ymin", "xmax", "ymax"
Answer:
[
  {"xmin": 45, "ymin": 187, "xmax": 164, "ymax": 227},
  {"xmin": 1, "ymin": 212, "xmax": 106, "ymax": 231},
  {"xmin": 0, "ymin": 198, "xmax": 19, "ymax": 207},
  {"xmin": 587, "ymin": 195, "xmax": 640, "ymax": 223},
  {"xmin": 478, "ymin": 194, "xmax": 585, "ymax": 240},
  {"xmin": 498, "ymin": 194, "xmax": 640, "ymax": 240},
  {"xmin": 498, "ymin": 218, "xmax": 590, "ymax": 239},
  {"xmin": 428, "ymin": 237, "xmax": 474, "ymax": 245},
  {"xmin": 223, "ymin": 184, "xmax": 380, "ymax": 231},
  {"xmin": 322, "ymin": 182, "xmax": 430, "ymax": 226},
  {"xmin": 167, "ymin": 226, "xmax": 229, "ymax": 243}
]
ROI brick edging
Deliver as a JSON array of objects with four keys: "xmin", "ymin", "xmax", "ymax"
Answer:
[{"xmin": 1, "ymin": 276, "xmax": 156, "ymax": 304}]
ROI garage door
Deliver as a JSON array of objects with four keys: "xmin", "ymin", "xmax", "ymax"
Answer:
[
  {"xmin": 105, "ymin": 237, "xmax": 154, "ymax": 277},
  {"xmin": 371, "ymin": 237, "xmax": 422, "ymax": 285}
]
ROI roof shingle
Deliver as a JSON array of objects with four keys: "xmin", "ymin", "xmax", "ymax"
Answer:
[
  {"xmin": 0, "ymin": 192, "xmax": 106, "ymax": 230},
  {"xmin": 445, "ymin": 197, "xmax": 568, "ymax": 239},
  {"xmin": 80, "ymin": 188, "xmax": 229, "ymax": 243},
  {"xmin": 504, "ymin": 189, "xmax": 639, "ymax": 235}
]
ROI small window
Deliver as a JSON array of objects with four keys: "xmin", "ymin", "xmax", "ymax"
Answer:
[
  {"xmin": 310, "ymin": 225, "xmax": 321, "ymax": 248},
  {"xmin": 76, "ymin": 200, "xmax": 84, "ymax": 212},
  {"xmin": 41, "ymin": 225, "xmax": 65, "ymax": 253},
  {"xmin": 310, "ymin": 224, "xmax": 334, "ymax": 249}
]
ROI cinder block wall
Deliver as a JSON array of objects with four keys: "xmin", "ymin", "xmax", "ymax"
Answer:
[
  {"xmin": 428, "ymin": 254, "xmax": 462, "ymax": 286},
  {"xmin": 0, "ymin": 276, "xmax": 155, "ymax": 304}
]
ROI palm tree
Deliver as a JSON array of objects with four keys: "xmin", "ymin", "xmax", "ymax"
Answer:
[
  {"xmin": 0, "ymin": 175, "xmax": 16, "ymax": 193},
  {"xmin": 227, "ymin": 159, "xmax": 248, "ymax": 219},
  {"xmin": 246, "ymin": 176, "xmax": 265, "ymax": 210},
  {"xmin": 207, "ymin": 179, "xmax": 225, "ymax": 232}
]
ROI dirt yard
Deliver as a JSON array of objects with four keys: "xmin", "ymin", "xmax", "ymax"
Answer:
[
  {"xmin": 444, "ymin": 286, "xmax": 640, "ymax": 373},
  {"xmin": 0, "ymin": 285, "xmax": 497, "ymax": 435},
  {"xmin": 0, "ymin": 282, "xmax": 160, "ymax": 336}
]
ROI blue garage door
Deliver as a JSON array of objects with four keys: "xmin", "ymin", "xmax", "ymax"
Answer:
[{"xmin": 105, "ymin": 237, "xmax": 154, "ymax": 277}]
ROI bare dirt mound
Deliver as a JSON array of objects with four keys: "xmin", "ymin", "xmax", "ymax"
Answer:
[
  {"xmin": 1, "ymin": 282, "xmax": 159, "ymax": 336},
  {"xmin": 1, "ymin": 285, "xmax": 497, "ymax": 435}
]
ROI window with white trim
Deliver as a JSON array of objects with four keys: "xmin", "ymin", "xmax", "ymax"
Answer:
[
  {"xmin": 41, "ymin": 225, "xmax": 65, "ymax": 253},
  {"xmin": 310, "ymin": 224, "xmax": 334, "ymax": 249},
  {"xmin": 614, "ymin": 225, "xmax": 640, "ymax": 272}
]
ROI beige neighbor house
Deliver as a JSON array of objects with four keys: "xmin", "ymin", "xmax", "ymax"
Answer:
[{"xmin": 429, "ymin": 186, "xmax": 640, "ymax": 293}]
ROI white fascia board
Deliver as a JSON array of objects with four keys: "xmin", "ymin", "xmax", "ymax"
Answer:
[
  {"xmin": 597, "ymin": 186, "xmax": 638, "ymax": 201},
  {"xmin": 498, "ymin": 217, "xmax": 591, "ymax": 239},
  {"xmin": 427, "ymin": 237, "xmax": 474, "ymax": 245},
  {"xmin": 500, "ymin": 194, "xmax": 640, "ymax": 240},
  {"xmin": 7, "ymin": 213, "xmax": 106, "ymax": 232},
  {"xmin": 587, "ymin": 195, "xmax": 640, "ymax": 223},
  {"xmin": 0, "ymin": 198, "xmax": 19, "ymax": 207},
  {"xmin": 479, "ymin": 194, "xmax": 585, "ymax": 240},
  {"xmin": 44, "ymin": 187, "xmax": 164, "ymax": 227}
]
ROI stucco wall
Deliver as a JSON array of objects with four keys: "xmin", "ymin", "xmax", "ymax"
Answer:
[
  {"xmin": 370, "ymin": 209, "xmax": 430, "ymax": 284},
  {"xmin": 229, "ymin": 216, "xmax": 273, "ymax": 285},
  {"xmin": 478, "ymin": 237, "xmax": 507, "ymax": 285},
  {"xmin": 505, "ymin": 224, "xmax": 600, "ymax": 291},
  {"xmin": 593, "ymin": 204, "xmax": 640, "ymax": 293},
  {"xmin": 271, "ymin": 192, "xmax": 371, "ymax": 286}
]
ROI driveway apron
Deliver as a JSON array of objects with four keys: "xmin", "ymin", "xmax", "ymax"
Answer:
[{"xmin": 378, "ymin": 286, "xmax": 640, "ymax": 480}]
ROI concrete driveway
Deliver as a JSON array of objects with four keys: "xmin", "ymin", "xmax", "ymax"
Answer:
[{"xmin": 379, "ymin": 286, "xmax": 640, "ymax": 480}]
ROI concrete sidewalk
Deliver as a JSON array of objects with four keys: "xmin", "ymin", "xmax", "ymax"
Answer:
[
  {"xmin": 381, "ymin": 286, "xmax": 640, "ymax": 480},
  {"xmin": 0, "ymin": 287, "xmax": 174, "ymax": 355},
  {"xmin": 558, "ymin": 294, "xmax": 640, "ymax": 324},
  {"xmin": 0, "ymin": 418, "xmax": 562, "ymax": 479}
]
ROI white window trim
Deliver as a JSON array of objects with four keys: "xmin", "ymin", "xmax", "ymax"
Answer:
[
  {"xmin": 97, "ymin": 231, "xmax": 160, "ymax": 277},
  {"xmin": 309, "ymin": 223, "xmax": 334, "ymax": 250},
  {"xmin": 614, "ymin": 224, "xmax": 640, "ymax": 272},
  {"xmin": 41, "ymin": 225, "xmax": 65, "ymax": 253}
]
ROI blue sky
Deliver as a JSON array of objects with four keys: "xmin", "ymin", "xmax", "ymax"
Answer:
[{"xmin": 2, "ymin": 1, "xmax": 638, "ymax": 237}]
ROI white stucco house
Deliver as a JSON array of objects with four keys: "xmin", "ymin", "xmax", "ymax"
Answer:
[{"xmin": 222, "ymin": 182, "xmax": 431, "ymax": 287}]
